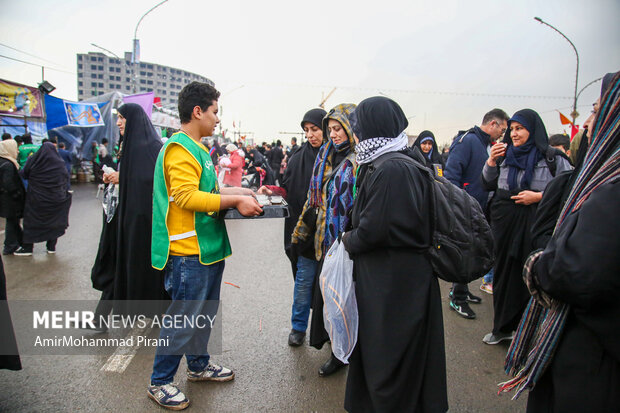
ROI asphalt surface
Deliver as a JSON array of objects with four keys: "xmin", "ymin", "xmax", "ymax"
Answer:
[{"xmin": 0, "ymin": 183, "xmax": 527, "ymax": 412}]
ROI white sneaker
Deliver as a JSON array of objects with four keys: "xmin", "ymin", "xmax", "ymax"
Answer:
[
  {"xmin": 187, "ymin": 361, "xmax": 234, "ymax": 382},
  {"xmin": 147, "ymin": 383, "xmax": 189, "ymax": 410},
  {"xmin": 482, "ymin": 331, "xmax": 515, "ymax": 345}
]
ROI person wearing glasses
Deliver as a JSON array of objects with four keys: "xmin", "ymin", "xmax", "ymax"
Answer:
[{"xmin": 443, "ymin": 109, "xmax": 510, "ymax": 319}]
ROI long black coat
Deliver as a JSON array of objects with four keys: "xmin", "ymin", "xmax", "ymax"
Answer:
[
  {"xmin": 108, "ymin": 104, "xmax": 167, "ymax": 316},
  {"xmin": 21, "ymin": 143, "xmax": 71, "ymax": 243},
  {"xmin": 342, "ymin": 150, "xmax": 448, "ymax": 413},
  {"xmin": 527, "ymin": 178, "xmax": 620, "ymax": 412},
  {"xmin": 0, "ymin": 158, "xmax": 25, "ymax": 218}
]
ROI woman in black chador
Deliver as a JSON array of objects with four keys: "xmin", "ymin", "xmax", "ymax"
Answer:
[
  {"xmin": 15, "ymin": 142, "xmax": 71, "ymax": 255},
  {"xmin": 481, "ymin": 109, "xmax": 572, "ymax": 345},
  {"xmin": 341, "ymin": 96, "xmax": 448, "ymax": 413},
  {"xmin": 90, "ymin": 103, "xmax": 167, "ymax": 319}
]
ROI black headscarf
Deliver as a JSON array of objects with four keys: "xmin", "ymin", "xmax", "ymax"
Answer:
[
  {"xmin": 413, "ymin": 130, "xmax": 443, "ymax": 167},
  {"xmin": 351, "ymin": 96, "xmax": 409, "ymax": 141},
  {"xmin": 21, "ymin": 142, "xmax": 71, "ymax": 243},
  {"xmin": 300, "ymin": 108, "xmax": 327, "ymax": 130},
  {"xmin": 502, "ymin": 109, "xmax": 548, "ymax": 190},
  {"xmin": 112, "ymin": 103, "xmax": 167, "ymax": 313}
]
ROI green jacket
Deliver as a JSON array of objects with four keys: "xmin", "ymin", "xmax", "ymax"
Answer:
[
  {"xmin": 151, "ymin": 132, "xmax": 231, "ymax": 270},
  {"xmin": 18, "ymin": 143, "xmax": 40, "ymax": 168}
]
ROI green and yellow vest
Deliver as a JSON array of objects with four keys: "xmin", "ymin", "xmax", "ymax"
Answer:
[{"xmin": 151, "ymin": 132, "xmax": 231, "ymax": 270}]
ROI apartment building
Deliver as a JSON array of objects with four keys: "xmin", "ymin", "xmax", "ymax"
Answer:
[{"xmin": 76, "ymin": 52, "xmax": 213, "ymax": 107}]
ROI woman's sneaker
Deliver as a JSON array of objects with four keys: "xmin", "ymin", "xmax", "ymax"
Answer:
[
  {"xmin": 187, "ymin": 361, "xmax": 234, "ymax": 382},
  {"xmin": 13, "ymin": 247, "xmax": 33, "ymax": 256},
  {"xmin": 482, "ymin": 331, "xmax": 515, "ymax": 345},
  {"xmin": 147, "ymin": 383, "xmax": 189, "ymax": 410}
]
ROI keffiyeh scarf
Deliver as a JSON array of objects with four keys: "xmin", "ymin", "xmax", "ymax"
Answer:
[{"xmin": 355, "ymin": 131, "xmax": 409, "ymax": 165}]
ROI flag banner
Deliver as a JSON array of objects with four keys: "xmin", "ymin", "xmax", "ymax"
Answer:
[
  {"xmin": 123, "ymin": 91, "xmax": 154, "ymax": 118},
  {"xmin": 558, "ymin": 111, "xmax": 572, "ymax": 125},
  {"xmin": 64, "ymin": 101, "xmax": 105, "ymax": 127},
  {"xmin": 0, "ymin": 78, "xmax": 44, "ymax": 117}
]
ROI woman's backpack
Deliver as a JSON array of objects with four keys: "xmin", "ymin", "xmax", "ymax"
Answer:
[{"xmin": 374, "ymin": 152, "xmax": 494, "ymax": 283}]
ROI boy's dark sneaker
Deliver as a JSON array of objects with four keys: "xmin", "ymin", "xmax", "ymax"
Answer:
[
  {"xmin": 147, "ymin": 383, "xmax": 189, "ymax": 410},
  {"xmin": 449, "ymin": 300, "xmax": 476, "ymax": 319}
]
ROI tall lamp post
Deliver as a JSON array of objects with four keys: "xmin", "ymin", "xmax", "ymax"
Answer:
[
  {"xmin": 132, "ymin": 0, "xmax": 169, "ymax": 93},
  {"xmin": 534, "ymin": 17, "xmax": 580, "ymax": 125}
]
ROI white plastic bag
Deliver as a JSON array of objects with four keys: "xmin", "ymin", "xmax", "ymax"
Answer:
[
  {"xmin": 102, "ymin": 183, "xmax": 119, "ymax": 223},
  {"xmin": 319, "ymin": 239, "xmax": 358, "ymax": 363}
]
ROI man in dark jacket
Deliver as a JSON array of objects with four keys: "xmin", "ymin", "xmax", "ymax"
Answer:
[
  {"xmin": 57, "ymin": 142, "xmax": 73, "ymax": 190},
  {"xmin": 287, "ymin": 137, "xmax": 299, "ymax": 158},
  {"xmin": 270, "ymin": 140, "xmax": 284, "ymax": 183},
  {"xmin": 444, "ymin": 108, "xmax": 509, "ymax": 319}
]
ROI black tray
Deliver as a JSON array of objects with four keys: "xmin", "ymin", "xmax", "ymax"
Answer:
[{"xmin": 223, "ymin": 199, "xmax": 289, "ymax": 220}]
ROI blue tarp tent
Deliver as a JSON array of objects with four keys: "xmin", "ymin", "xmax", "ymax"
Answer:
[{"xmin": 45, "ymin": 91, "xmax": 124, "ymax": 160}]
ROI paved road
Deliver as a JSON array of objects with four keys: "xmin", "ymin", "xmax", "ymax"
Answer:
[{"xmin": 1, "ymin": 184, "xmax": 527, "ymax": 412}]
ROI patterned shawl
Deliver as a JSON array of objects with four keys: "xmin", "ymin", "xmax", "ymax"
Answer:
[
  {"xmin": 500, "ymin": 73, "xmax": 620, "ymax": 399},
  {"xmin": 292, "ymin": 103, "xmax": 357, "ymax": 261}
]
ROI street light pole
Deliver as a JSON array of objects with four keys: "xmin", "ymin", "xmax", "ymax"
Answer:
[
  {"xmin": 576, "ymin": 77, "xmax": 603, "ymax": 103},
  {"xmin": 534, "ymin": 17, "xmax": 580, "ymax": 125},
  {"xmin": 132, "ymin": 0, "xmax": 169, "ymax": 93}
]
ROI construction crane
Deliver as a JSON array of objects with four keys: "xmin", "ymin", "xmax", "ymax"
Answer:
[{"xmin": 319, "ymin": 87, "xmax": 337, "ymax": 109}]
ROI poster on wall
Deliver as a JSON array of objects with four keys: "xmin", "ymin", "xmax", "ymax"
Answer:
[
  {"xmin": 0, "ymin": 79, "xmax": 44, "ymax": 117},
  {"xmin": 63, "ymin": 101, "xmax": 105, "ymax": 127}
]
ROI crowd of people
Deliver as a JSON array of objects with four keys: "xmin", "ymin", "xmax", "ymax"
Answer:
[{"xmin": 1, "ymin": 72, "xmax": 619, "ymax": 412}]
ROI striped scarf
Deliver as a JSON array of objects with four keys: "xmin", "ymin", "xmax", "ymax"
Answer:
[{"xmin": 500, "ymin": 73, "xmax": 620, "ymax": 399}]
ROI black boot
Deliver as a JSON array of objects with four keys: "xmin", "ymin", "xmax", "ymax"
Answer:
[
  {"xmin": 318, "ymin": 353, "xmax": 345, "ymax": 377},
  {"xmin": 288, "ymin": 329, "xmax": 305, "ymax": 346}
]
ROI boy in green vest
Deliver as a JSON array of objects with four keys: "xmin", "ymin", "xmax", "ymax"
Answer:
[{"xmin": 148, "ymin": 82, "xmax": 262, "ymax": 410}]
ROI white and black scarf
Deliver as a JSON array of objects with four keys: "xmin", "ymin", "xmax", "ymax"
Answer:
[{"xmin": 355, "ymin": 131, "xmax": 409, "ymax": 165}]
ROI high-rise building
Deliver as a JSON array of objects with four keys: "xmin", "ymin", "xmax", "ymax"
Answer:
[{"xmin": 76, "ymin": 52, "xmax": 213, "ymax": 107}]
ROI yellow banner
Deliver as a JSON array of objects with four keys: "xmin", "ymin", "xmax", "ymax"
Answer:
[{"xmin": 0, "ymin": 79, "xmax": 43, "ymax": 117}]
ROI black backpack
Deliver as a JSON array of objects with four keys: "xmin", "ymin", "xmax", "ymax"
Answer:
[{"xmin": 375, "ymin": 152, "xmax": 494, "ymax": 284}]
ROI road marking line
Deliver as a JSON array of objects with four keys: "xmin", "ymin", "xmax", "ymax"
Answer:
[{"xmin": 100, "ymin": 322, "xmax": 152, "ymax": 373}]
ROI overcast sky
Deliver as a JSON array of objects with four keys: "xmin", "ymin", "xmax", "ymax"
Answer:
[{"xmin": 1, "ymin": 0, "xmax": 619, "ymax": 146}]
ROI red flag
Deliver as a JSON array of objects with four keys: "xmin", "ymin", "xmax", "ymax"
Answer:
[
  {"xmin": 558, "ymin": 111, "xmax": 572, "ymax": 125},
  {"xmin": 153, "ymin": 97, "xmax": 162, "ymax": 107},
  {"xmin": 571, "ymin": 124, "xmax": 579, "ymax": 139}
]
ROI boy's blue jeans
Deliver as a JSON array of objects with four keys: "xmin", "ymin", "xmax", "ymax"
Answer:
[{"xmin": 150, "ymin": 256, "xmax": 224, "ymax": 386}]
